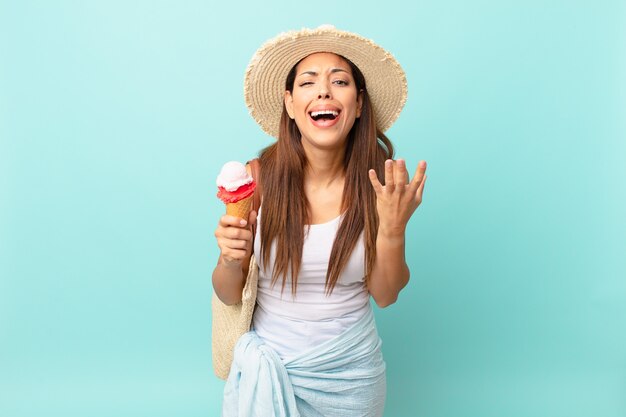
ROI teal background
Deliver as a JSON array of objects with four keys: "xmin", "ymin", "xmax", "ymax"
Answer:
[{"xmin": 1, "ymin": 1, "xmax": 625, "ymax": 416}]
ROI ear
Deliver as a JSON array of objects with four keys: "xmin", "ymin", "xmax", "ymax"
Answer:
[
  {"xmin": 284, "ymin": 91, "xmax": 295, "ymax": 119},
  {"xmin": 356, "ymin": 89, "xmax": 364, "ymax": 118}
]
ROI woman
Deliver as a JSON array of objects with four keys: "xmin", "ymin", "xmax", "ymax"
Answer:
[{"xmin": 213, "ymin": 25, "xmax": 427, "ymax": 416}]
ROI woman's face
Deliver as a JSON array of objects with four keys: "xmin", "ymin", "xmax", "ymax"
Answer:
[{"xmin": 284, "ymin": 52, "xmax": 363, "ymax": 153}]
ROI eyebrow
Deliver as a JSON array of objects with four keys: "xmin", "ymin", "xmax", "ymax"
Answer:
[{"xmin": 297, "ymin": 68, "xmax": 349, "ymax": 77}]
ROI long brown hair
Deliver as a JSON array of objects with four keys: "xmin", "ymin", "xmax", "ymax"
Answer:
[{"xmin": 258, "ymin": 55, "xmax": 394, "ymax": 295}]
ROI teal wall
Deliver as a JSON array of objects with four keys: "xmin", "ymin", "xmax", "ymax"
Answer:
[{"xmin": 1, "ymin": 1, "xmax": 625, "ymax": 416}]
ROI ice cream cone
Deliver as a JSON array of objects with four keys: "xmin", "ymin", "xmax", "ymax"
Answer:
[{"xmin": 226, "ymin": 195, "xmax": 253, "ymax": 220}]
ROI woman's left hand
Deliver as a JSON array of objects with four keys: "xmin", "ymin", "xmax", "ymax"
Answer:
[{"xmin": 368, "ymin": 159, "xmax": 427, "ymax": 237}]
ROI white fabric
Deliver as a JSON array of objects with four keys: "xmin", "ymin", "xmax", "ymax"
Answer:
[
  {"xmin": 223, "ymin": 306, "xmax": 386, "ymax": 417},
  {"xmin": 252, "ymin": 208, "xmax": 370, "ymax": 361}
]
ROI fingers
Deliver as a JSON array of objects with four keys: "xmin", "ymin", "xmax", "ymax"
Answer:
[
  {"xmin": 410, "ymin": 160, "xmax": 427, "ymax": 188},
  {"xmin": 217, "ymin": 244, "xmax": 249, "ymax": 262},
  {"xmin": 215, "ymin": 214, "xmax": 255, "ymax": 261},
  {"xmin": 368, "ymin": 169, "xmax": 384, "ymax": 194},
  {"xmin": 217, "ymin": 215, "xmax": 253, "ymax": 238},
  {"xmin": 219, "ymin": 214, "xmax": 249, "ymax": 228},
  {"xmin": 395, "ymin": 159, "xmax": 409, "ymax": 186},
  {"xmin": 219, "ymin": 225, "xmax": 253, "ymax": 241},
  {"xmin": 384, "ymin": 159, "xmax": 394, "ymax": 189},
  {"xmin": 384, "ymin": 159, "xmax": 428, "ymax": 205},
  {"xmin": 415, "ymin": 174, "xmax": 427, "ymax": 204},
  {"xmin": 371, "ymin": 159, "xmax": 412, "ymax": 194}
]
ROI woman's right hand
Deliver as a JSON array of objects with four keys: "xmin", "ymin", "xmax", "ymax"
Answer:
[{"xmin": 214, "ymin": 211, "xmax": 257, "ymax": 266}]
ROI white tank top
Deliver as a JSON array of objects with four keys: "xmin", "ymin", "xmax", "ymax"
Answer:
[{"xmin": 252, "ymin": 207, "xmax": 371, "ymax": 361}]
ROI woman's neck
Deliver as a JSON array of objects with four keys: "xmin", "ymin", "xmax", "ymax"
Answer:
[{"xmin": 303, "ymin": 147, "xmax": 346, "ymax": 188}]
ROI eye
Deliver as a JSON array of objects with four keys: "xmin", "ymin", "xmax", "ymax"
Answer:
[
  {"xmin": 333, "ymin": 79, "xmax": 349, "ymax": 86},
  {"xmin": 299, "ymin": 81, "xmax": 314, "ymax": 87}
]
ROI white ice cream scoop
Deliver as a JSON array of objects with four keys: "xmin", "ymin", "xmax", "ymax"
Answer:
[{"xmin": 216, "ymin": 161, "xmax": 254, "ymax": 192}]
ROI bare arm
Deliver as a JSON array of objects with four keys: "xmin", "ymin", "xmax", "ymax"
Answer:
[
  {"xmin": 367, "ymin": 230, "xmax": 410, "ymax": 307},
  {"xmin": 367, "ymin": 159, "xmax": 427, "ymax": 307}
]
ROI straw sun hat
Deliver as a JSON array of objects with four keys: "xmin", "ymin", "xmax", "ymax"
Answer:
[{"xmin": 244, "ymin": 24, "xmax": 408, "ymax": 138}]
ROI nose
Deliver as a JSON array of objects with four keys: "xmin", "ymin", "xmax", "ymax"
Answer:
[{"xmin": 317, "ymin": 82, "xmax": 331, "ymax": 99}]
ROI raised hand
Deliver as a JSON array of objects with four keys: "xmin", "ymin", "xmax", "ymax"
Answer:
[{"xmin": 368, "ymin": 159, "xmax": 427, "ymax": 237}]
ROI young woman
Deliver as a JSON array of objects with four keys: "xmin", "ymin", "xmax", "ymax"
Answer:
[{"xmin": 213, "ymin": 25, "xmax": 427, "ymax": 416}]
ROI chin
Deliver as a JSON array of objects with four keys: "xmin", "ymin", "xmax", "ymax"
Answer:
[{"xmin": 302, "ymin": 131, "xmax": 348, "ymax": 149}]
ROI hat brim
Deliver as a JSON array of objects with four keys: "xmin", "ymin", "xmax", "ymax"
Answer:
[{"xmin": 244, "ymin": 26, "xmax": 408, "ymax": 139}]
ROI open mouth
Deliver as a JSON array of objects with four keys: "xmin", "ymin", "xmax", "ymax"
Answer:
[{"xmin": 309, "ymin": 110, "xmax": 340, "ymax": 121}]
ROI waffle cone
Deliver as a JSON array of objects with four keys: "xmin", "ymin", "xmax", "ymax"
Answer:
[{"xmin": 226, "ymin": 196, "xmax": 253, "ymax": 220}]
